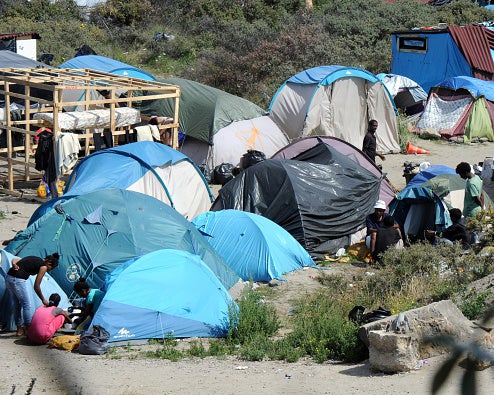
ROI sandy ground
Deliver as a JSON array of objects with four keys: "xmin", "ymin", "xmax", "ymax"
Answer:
[{"xmin": 1, "ymin": 139, "xmax": 494, "ymax": 394}]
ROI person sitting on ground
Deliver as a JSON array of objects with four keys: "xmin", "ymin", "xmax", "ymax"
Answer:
[
  {"xmin": 27, "ymin": 293, "xmax": 72, "ymax": 345},
  {"xmin": 5, "ymin": 253, "xmax": 60, "ymax": 336},
  {"xmin": 426, "ymin": 208, "xmax": 470, "ymax": 249},
  {"xmin": 365, "ymin": 200, "xmax": 402, "ymax": 250},
  {"xmin": 371, "ymin": 215, "xmax": 404, "ymax": 262},
  {"xmin": 73, "ymin": 277, "xmax": 105, "ymax": 331}
]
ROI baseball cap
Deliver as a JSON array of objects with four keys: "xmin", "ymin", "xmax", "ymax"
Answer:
[{"xmin": 373, "ymin": 200, "xmax": 387, "ymax": 210}]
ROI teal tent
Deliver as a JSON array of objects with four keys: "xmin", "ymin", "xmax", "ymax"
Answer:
[{"xmin": 5, "ymin": 189, "xmax": 240, "ymax": 295}]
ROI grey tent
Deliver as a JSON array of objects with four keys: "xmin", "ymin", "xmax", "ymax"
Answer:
[{"xmin": 212, "ymin": 145, "xmax": 381, "ymax": 257}]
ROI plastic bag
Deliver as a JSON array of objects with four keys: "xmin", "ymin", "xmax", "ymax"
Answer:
[
  {"xmin": 37, "ymin": 180, "xmax": 48, "ymax": 198},
  {"xmin": 78, "ymin": 325, "xmax": 111, "ymax": 355},
  {"xmin": 213, "ymin": 163, "xmax": 235, "ymax": 186},
  {"xmin": 240, "ymin": 150, "xmax": 266, "ymax": 170},
  {"xmin": 198, "ymin": 164, "xmax": 212, "ymax": 184}
]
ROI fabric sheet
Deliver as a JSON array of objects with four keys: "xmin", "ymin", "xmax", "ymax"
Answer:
[{"xmin": 34, "ymin": 107, "xmax": 140, "ymax": 130}]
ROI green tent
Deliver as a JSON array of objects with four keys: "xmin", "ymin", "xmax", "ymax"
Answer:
[{"xmin": 136, "ymin": 77, "xmax": 266, "ymax": 144}]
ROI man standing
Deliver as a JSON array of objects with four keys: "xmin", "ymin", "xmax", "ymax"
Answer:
[
  {"xmin": 362, "ymin": 119, "xmax": 386, "ymax": 163},
  {"xmin": 456, "ymin": 162, "xmax": 483, "ymax": 218}
]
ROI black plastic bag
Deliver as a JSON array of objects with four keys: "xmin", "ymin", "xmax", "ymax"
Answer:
[
  {"xmin": 213, "ymin": 163, "xmax": 235, "ymax": 186},
  {"xmin": 78, "ymin": 325, "xmax": 111, "ymax": 355},
  {"xmin": 240, "ymin": 150, "xmax": 266, "ymax": 170}
]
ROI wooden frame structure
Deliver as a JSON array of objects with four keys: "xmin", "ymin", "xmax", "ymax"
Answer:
[{"xmin": 0, "ymin": 67, "xmax": 180, "ymax": 195}]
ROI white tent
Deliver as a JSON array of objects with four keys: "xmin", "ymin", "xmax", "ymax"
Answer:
[{"xmin": 268, "ymin": 66, "xmax": 400, "ymax": 153}]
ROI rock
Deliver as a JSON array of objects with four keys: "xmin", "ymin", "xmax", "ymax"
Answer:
[
  {"xmin": 359, "ymin": 300, "xmax": 475, "ymax": 358},
  {"xmin": 368, "ymin": 330, "xmax": 420, "ymax": 373},
  {"xmin": 268, "ymin": 279, "xmax": 283, "ymax": 287}
]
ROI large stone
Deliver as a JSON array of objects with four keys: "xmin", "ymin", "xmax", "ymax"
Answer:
[
  {"xmin": 368, "ymin": 330, "xmax": 420, "ymax": 373},
  {"xmin": 359, "ymin": 300, "xmax": 476, "ymax": 358}
]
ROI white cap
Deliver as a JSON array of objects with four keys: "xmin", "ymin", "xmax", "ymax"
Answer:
[{"xmin": 373, "ymin": 200, "xmax": 386, "ymax": 210}]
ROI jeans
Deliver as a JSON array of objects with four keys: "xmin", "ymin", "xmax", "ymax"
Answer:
[{"xmin": 5, "ymin": 275, "xmax": 34, "ymax": 327}]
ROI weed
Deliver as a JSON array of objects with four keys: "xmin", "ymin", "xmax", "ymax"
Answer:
[{"xmin": 454, "ymin": 289, "xmax": 491, "ymax": 320}]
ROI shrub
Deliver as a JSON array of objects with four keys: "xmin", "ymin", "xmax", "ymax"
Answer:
[{"xmin": 454, "ymin": 289, "xmax": 491, "ymax": 320}]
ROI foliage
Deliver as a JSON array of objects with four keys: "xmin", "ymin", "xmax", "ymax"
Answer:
[
  {"xmin": 227, "ymin": 285, "xmax": 280, "ymax": 345},
  {"xmin": 454, "ymin": 289, "xmax": 491, "ymax": 320}
]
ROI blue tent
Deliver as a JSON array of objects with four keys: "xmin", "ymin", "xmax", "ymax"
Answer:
[
  {"xmin": 92, "ymin": 249, "xmax": 235, "ymax": 341},
  {"xmin": 30, "ymin": 142, "xmax": 213, "ymax": 224},
  {"xmin": 192, "ymin": 210, "xmax": 315, "ymax": 282},
  {"xmin": 1, "ymin": 249, "xmax": 70, "ymax": 331},
  {"xmin": 391, "ymin": 30, "xmax": 472, "ymax": 93},
  {"xmin": 389, "ymin": 167, "xmax": 461, "ymax": 240},
  {"xmin": 59, "ymin": 55, "xmax": 155, "ymax": 81},
  {"xmin": 6, "ymin": 189, "xmax": 240, "ymax": 296}
]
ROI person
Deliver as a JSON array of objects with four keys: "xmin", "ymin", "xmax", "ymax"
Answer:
[
  {"xmin": 365, "ymin": 200, "xmax": 402, "ymax": 250},
  {"xmin": 371, "ymin": 215, "xmax": 404, "ymax": 262},
  {"xmin": 5, "ymin": 253, "xmax": 60, "ymax": 336},
  {"xmin": 455, "ymin": 162, "xmax": 483, "ymax": 218},
  {"xmin": 73, "ymin": 277, "xmax": 105, "ymax": 330},
  {"xmin": 362, "ymin": 119, "xmax": 386, "ymax": 163},
  {"xmin": 27, "ymin": 293, "xmax": 72, "ymax": 345},
  {"xmin": 426, "ymin": 208, "xmax": 470, "ymax": 249},
  {"xmin": 149, "ymin": 115, "xmax": 173, "ymax": 147}
]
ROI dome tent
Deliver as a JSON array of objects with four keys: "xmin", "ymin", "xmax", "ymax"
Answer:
[
  {"xmin": 91, "ymin": 249, "xmax": 235, "ymax": 342},
  {"xmin": 192, "ymin": 210, "xmax": 315, "ymax": 282},
  {"xmin": 268, "ymin": 65, "xmax": 400, "ymax": 154},
  {"xmin": 30, "ymin": 142, "xmax": 213, "ymax": 224},
  {"xmin": 6, "ymin": 189, "xmax": 240, "ymax": 295}
]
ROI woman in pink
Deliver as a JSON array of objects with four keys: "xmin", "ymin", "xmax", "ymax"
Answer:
[{"xmin": 27, "ymin": 293, "xmax": 72, "ymax": 345}]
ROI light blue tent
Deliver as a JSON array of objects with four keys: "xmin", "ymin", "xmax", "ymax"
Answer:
[
  {"xmin": 1, "ymin": 249, "xmax": 70, "ymax": 331},
  {"xmin": 92, "ymin": 249, "xmax": 235, "ymax": 341},
  {"xmin": 268, "ymin": 65, "xmax": 400, "ymax": 154},
  {"xmin": 30, "ymin": 142, "xmax": 213, "ymax": 223},
  {"xmin": 59, "ymin": 55, "xmax": 155, "ymax": 81},
  {"xmin": 192, "ymin": 210, "xmax": 315, "ymax": 282},
  {"xmin": 6, "ymin": 189, "xmax": 240, "ymax": 296}
]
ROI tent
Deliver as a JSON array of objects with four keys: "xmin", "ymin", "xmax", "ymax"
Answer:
[
  {"xmin": 59, "ymin": 55, "xmax": 156, "ymax": 81},
  {"xmin": 6, "ymin": 189, "xmax": 240, "ymax": 296},
  {"xmin": 389, "ymin": 166, "xmax": 469, "ymax": 241},
  {"xmin": 31, "ymin": 142, "xmax": 213, "ymax": 223},
  {"xmin": 268, "ymin": 65, "xmax": 400, "ymax": 154},
  {"xmin": 415, "ymin": 76, "xmax": 494, "ymax": 142},
  {"xmin": 192, "ymin": 210, "xmax": 315, "ymax": 282},
  {"xmin": 212, "ymin": 154, "xmax": 381, "ymax": 257},
  {"xmin": 135, "ymin": 78, "xmax": 284, "ymax": 171},
  {"xmin": 377, "ymin": 73, "xmax": 427, "ymax": 115},
  {"xmin": 91, "ymin": 249, "xmax": 235, "ymax": 341},
  {"xmin": 1, "ymin": 249, "xmax": 70, "ymax": 331},
  {"xmin": 271, "ymin": 136, "xmax": 397, "ymax": 205}
]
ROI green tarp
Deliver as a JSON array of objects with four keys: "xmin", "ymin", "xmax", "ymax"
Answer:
[{"xmin": 464, "ymin": 98, "xmax": 494, "ymax": 143}]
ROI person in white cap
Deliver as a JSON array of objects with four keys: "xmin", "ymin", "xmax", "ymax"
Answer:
[{"xmin": 365, "ymin": 200, "xmax": 401, "ymax": 251}]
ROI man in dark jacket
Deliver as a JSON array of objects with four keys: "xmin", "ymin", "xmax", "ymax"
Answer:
[{"xmin": 362, "ymin": 119, "xmax": 386, "ymax": 163}]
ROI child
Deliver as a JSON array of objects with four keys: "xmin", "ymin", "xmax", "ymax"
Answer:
[
  {"xmin": 73, "ymin": 277, "xmax": 105, "ymax": 330},
  {"xmin": 27, "ymin": 293, "xmax": 72, "ymax": 344}
]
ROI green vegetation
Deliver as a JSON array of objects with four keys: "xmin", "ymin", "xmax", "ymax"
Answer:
[{"xmin": 1, "ymin": 0, "xmax": 491, "ymax": 107}]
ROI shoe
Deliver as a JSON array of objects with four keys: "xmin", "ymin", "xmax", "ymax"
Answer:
[{"xmin": 16, "ymin": 325, "xmax": 25, "ymax": 336}]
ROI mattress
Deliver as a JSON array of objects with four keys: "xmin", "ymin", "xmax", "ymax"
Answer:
[{"xmin": 33, "ymin": 107, "xmax": 141, "ymax": 130}]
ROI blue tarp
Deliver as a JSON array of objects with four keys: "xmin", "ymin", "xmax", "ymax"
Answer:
[
  {"xmin": 59, "ymin": 55, "xmax": 156, "ymax": 81},
  {"xmin": 192, "ymin": 210, "xmax": 315, "ymax": 282},
  {"xmin": 435, "ymin": 76, "xmax": 494, "ymax": 101},
  {"xmin": 406, "ymin": 165, "xmax": 456, "ymax": 188},
  {"xmin": 391, "ymin": 31, "xmax": 472, "ymax": 93},
  {"xmin": 92, "ymin": 249, "xmax": 235, "ymax": 341}
]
